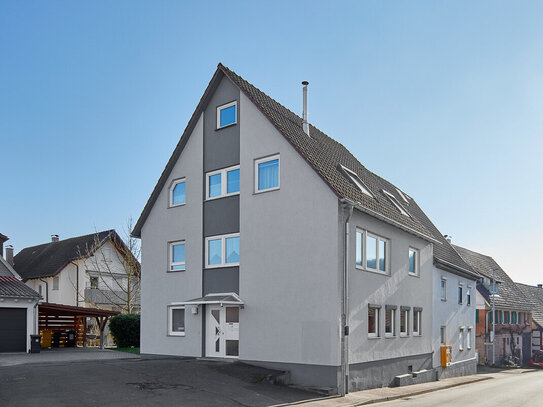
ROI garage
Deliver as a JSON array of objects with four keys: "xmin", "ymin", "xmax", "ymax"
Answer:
[{"xmin": 0, "ymin": 308, "xmax": 27, "ymax": 352}]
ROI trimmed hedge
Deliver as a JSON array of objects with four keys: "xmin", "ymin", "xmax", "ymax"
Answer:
[{"xmin": 108, "ymin": 314, "xmax": 140, "ymax": 348}]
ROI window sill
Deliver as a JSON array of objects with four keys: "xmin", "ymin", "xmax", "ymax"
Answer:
[
  {"xmin": 400, "ymin": 334, "xmax": 409, "ymax": 338},
  {"xmin": 168, "ymin": 203, "xmax": 186, "ymax": 209},
  {"xmin": 368, "ymin": 336, "xmax": 380, "ymax": 340},
  {"xmin": 168, "ymin": 332, "xmax": 186, "ymax": 337},
  {"xmin": 385, "ymin": 334, "xmax": 396, "ymax": 339},
  {"xmin": 254, "ymin": 186, "xmax": 280, "ymax": 195},
  {"xmin": 205, "ymin": 192, "xmax": 240, "ymax": 202},
  {"xmin": 441, "ymin": 299, "xmax": 447, "ymax": 302},
  {"xmin": 167, "ymin": 270, "xmax": 186, "ymax": 273},
  {"xmin": 205, "ymin": 263, "xmax": 240, "ymax": 270},
  {"xmin": 357, "ymin": 266, "xmax": 389, "ymax": 276},
  {"xmin": 408, "ymin": 273, "xmax": 419, "ymax": 278},
  {"xmin": 216, "ymin": 122, "xmax": 237, "ymax": 131}
]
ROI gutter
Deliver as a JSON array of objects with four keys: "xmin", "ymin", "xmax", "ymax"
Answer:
[
  {"xmin": 434, "ymin": 258, "xmax": 480, "ymax": 280},
  {"xmin": 340, "ymin": 200, "xmax": 354, "ymax": 396}
]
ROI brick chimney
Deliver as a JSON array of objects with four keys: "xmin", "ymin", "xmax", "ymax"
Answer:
[
  {"xmin": 51, "ymin": 234, "xmax": 59, "ymax": 242},
  {"xmin": 5, "ymin": 245, "xmax": 14, "ymax": 266}
]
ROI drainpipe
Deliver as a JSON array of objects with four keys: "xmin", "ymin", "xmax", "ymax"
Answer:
[
  {"xmin": 340, "ymin": 199, "xmax": 354, "ymax": 396},
  {"xmin": 33, "ymin": 300, "xmax": 39, "ymax": 335},
  {"xmin": 39, "ymin": 278, "xmax": 49, "ymax": 302}
]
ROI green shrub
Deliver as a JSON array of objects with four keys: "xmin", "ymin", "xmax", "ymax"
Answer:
[{"xmin": 108, "ymin": 314, "xmax": 140, "ymax": 348}]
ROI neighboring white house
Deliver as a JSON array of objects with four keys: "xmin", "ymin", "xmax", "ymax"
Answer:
[
  {"xmin": 13, "ymin": 230, "xmax": 140, "ymax": 346},
  {"xmin": 132, "ymin": 64, "xmax": 478, "ymax": 394},
  {"xmin": 0, "ymin": 233, "xmax": 40, "ymax": 353}
]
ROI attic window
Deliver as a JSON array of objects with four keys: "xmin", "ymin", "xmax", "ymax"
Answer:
[
  {"xmin": 383, "ymin": 190, "xmax": 409, "ymax": 216},
  {"xmin": 396, "ymin": 188, "xmax": 409, "ymax": 203},
  {"xmin": 217, "ymin": 101, "xmax": 237, "ymax": 129},
  {"xmin": 340, "ymin": 165, "xmax": 372, "ymax": 197}
]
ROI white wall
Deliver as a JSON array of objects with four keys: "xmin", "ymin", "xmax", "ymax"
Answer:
[
  {"xmin": 239, "ymin": 92, "xmax": 341, "ymax": 366},
  {"xmin": 140, "ymin": 114, "xmax": 204, "ymax": 357}
]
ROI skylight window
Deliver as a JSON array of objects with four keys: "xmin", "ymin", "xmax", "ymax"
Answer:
[
  {"xmin": 383, "ymin": 190, "xmax": 409, "ymax": 216},
  {"xmin": 340, "ymin": 165, "xmax": 372, "ymax": 197},
  {"xmin": 396, "ymin": 188, "xmax": 409, "ymax": 203}
]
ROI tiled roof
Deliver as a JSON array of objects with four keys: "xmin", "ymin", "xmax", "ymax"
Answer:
[
  {"xmin": 14, "ymin": 230, "xmax": 115, "ymax": 280},
  {"xmin": 453, "ymin": 245, "xmax": 532, "ymax": 311},
  {"xmin": 132, "ymin": 64, "xmax": 475, "ymax": 276},
  {"xmin": 516, "ymin": 283, "xmax": 543, "ymax": 328},
  {"xmin": 0, "ymin": 276, "xmax": 40, "ymax": 298}
]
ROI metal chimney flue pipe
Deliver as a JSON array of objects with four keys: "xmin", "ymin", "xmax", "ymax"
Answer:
[{"xmin": 302, "ymin": 81, "xmax": 309, "ymax": 136}]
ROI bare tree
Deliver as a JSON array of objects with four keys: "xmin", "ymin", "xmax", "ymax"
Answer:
[{"xmin": 75, "ymin": 220, "xmax": 141, "ymax": 314}]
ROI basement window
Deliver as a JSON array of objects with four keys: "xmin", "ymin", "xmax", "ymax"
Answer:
[
  {"xmin": 383, "ymin": 190, "xmax": 409, "ymax": 216},
  {"xmin": 385, "ymin": 306, "xmax": 396, "ymax": 337},
  {"xmin": 340, "ymin": 165, "xmax": 373, "ymax": 197},
  {"xmin": 368, "ymin": 306, "xmax": 380, "ymax": 338},
  {"xmin": 217, "ymin": 101, "xmax": 237, "ymax": 129}
]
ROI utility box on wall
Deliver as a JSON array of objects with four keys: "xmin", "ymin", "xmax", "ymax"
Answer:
[{"xmin": 441, "ymin": 345, "xmax": 452, "ymax": 367}]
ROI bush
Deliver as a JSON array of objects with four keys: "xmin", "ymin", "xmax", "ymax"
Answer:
[{"xmin": 108, "ymin": 314, "xmax": 140, "ymax": 348}]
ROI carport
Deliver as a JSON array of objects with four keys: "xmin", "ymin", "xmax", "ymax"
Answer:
[{"xmin": 39, "ymin": 303, "xmax": 119, "ymax": 349}]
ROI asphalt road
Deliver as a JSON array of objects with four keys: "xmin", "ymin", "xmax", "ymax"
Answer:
[
  {"xmin": 0, "ymin": 357, "xmax": 317, "ymax": 407},
  {"xmin": 373, "ymin": 370, "xmax": 543, "ymax": 407}
]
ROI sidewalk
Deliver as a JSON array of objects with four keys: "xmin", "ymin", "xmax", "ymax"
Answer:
[{"xmin": 276, "ymin": 374, "xmax": 492, "ymax": 407}]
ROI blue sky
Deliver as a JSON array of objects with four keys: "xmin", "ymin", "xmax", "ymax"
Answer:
[{"xmin": 1, "ymin": 1, "xmax": 542, "ymax": 284}]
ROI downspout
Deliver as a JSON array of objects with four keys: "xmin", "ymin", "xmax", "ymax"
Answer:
[
  {"xmin": 33, "ymin": 300, "xmax": 39, "ymax": 335},
  {"xmin": 71, "ymin": 261, "xmax": 80, "ymax": 306},
  {"xmin": 340, "ymin": 199, "xmax": 354, "ymax": 396},
  {"xmin": 39, "ymin": 278, "xmax": 49, "ymax": 303}
]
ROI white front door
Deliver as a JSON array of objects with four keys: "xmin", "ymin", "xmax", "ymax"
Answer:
[{"xmin": 206, "ymin": 305, "xmax": 239, "ymax": 358}]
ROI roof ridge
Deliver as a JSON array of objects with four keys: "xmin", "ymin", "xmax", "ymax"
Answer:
[{"xmin": 17, "ymin": 230, "xmax": 115, "ymax": 253}]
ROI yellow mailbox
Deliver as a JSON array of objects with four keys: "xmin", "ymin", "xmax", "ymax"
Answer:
[{"xmin": 441, "ymin": 345, "xmax": 452, "ymax": 367}]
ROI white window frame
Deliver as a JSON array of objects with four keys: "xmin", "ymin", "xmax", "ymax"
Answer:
[
  {"xmin": 52, "ymin": 276, "xmax": 60, "ymax": 291},
  {"xmin": 467, "ymin": 327, "xmax": 472, "ymax": 349},
  {"xmin": 440, "ymin": 325, "xmax": 447, "ymax": 345},
  {"xmin": 357, "ymin": 230, "xmax": 389, "ymax": 275},
  {"xmin": 467, "ymin": 287, "xmax": 472, "ymax": 306},
  {"xmin": 408, "ymin": 247, "xmax": 419, "ymax": 276},
  {"xmin": 205, "ymin": 165, "xmax": 240, "ymax": 200},
  {"xmin": 368, "ymin": 306, "xmax": 380, "ymax": 338},
  {"xmin": 216, "ymin": 101, "xmax": 237, "ymax": 129},
  {"xmin": 385, "ymin": 307, "xmax": 396, "ymax": 338},
  {"xmin": 458, "ymin": 285, "xmax": 463, "ymax": 305},
  {"xmin": 169, "ymin": 240, "xmax": 186, "ymax": 272},
  {"xmin": 340, "ymin": 165, "xmax": 373, "ymax": 197},
  {"xmin": 396, "ymin": 188, "xmax": 409, "ymax": 203},
  {"xmin": 383, "ymin": 190, "xmax": 409, "ymax": 216},
  {"xmin": 168, "ymin": 305, "xmax": 186, "ymax": 336},
  {"xmin": 254, "ymin": 154, "xmax": 280, "ymax": 193},
  {"xmin": 413, "ymin": 309, "xmax": 422, "ymax": 336},
  {"xmin": 441, "ymin": 277, "xmax": 447, "ymax": 301},
  {"xmin": 400, "ymin": 308, "xmax": 409, "ymax": 337},
  {"xmin": 205, "ymin": 233, "xmax": 240, "ymax": 269},
  {"xmin": 459, "ymin": 327, "xmax": 465, "ymax": 351},
  {"xmin": 169, "ymin": 178, "xmax": 186, "ymax": 208}
]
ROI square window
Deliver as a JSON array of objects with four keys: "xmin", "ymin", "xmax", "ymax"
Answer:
[
  {"xmin": 205, "ymin": 234, "xmax": 240, "ymax": 268},
  {"xmin": 169, "ymin": 241, "xmax": 186, "ymax": 271},
  {"xmin": 408, "ymin": 248, "xmax": 419, "ymax": 276},
  {"xmin": 226, "ymin": 307, "xmax": 239, "ymax": 323},
  {"xmin": 255, "ymin": 155, "xmax": 279, "ymax": 192},
  {"xmin": 206, "ymin": 165, "xmax": 240, "ymax": 200},
  {"xmin": 385, "ymin": 308, "xmax": 395, "ymax": 337},
  {"xmin": 368, "ymin": 307, "xmax": 380, "ymax": 338},
  {"xmin": 169, "ymin": 179, "xmax": 186, "ymax": 207},
  {"xmin": 364, "ymin": 232, "xmax": 388, "ymax": 273},
  {"xmin": 217, "ymin": 101, "xmax": 237, "ymax": 129},
  {"xmin": 168, "ymin": 306, "xmax": 185, "ymax": 336}
]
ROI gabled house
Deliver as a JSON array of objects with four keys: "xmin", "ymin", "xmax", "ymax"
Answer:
[
  {"xmin": 453, "ymin": 245, "xmax": 532, "ymax": 365},
  {"xmin": 13, "ymin": 230, "xmax": 139, "ymax": 347},
  {"xmin": 133, "ymin": 64, "xmax": 478, "ymax": 393},
  {"xmin": 0, "ymin": 233, "xmax": 40, "ymax": 353},
  {"xmin": 516, "ymin": 282, "xmax": 543, "ymax": 355}
]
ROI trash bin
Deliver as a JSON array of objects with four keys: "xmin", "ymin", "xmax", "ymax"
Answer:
[
  {"xmin": 30, "ymin": 335, "xmax": 41, "ymax": 353},
  {"xmin": 66, "ymin": 330, "xmax": 76, "ymax": 347},
  {"xmin": 52, "ymin": 331, "xmax": 61, "ymax": 348}
]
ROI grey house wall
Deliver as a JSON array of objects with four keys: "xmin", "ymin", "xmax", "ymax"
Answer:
[
  {"xmin": 202, "ymin": 77, "xmax": 240, "ymax": 295},
  {"xmin": 238, "ymin": 92, "xmax": 343, "ymax": 389},
  {"xmin": 432, "ymin": 266, "xmax": 477, "ymax": 379},
  {"xmin": 347, "ymin": 210, "xmax": 434, "ymax": 390},
  {"xmin": 140, "ymin": 114, "xmax": 204, "ymax": 357}
]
